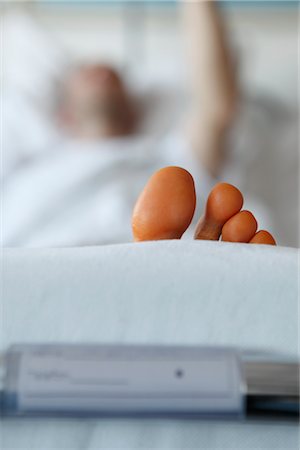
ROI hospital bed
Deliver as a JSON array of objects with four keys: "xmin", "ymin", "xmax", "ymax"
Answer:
[
  {"xmin": 1, "ymin": 241, "xmax": 299, "ymax": 449},
  {"xmin": 1, "ymin": 5, "xmax": 299, "ymax": 446}
]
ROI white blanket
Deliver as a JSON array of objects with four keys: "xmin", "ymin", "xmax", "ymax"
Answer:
[
  {"xmin": 1, "ymin": 241, "xmax": 298, "ymax": 449},
  {"xmin": 3, "ymin": 133, "xmax": 213, "ymax": 247}
]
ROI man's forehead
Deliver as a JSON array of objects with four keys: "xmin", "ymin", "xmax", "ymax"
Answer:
[{"xmin": 68, "ymin": 64, "xmax": 123, "ymax": 87}]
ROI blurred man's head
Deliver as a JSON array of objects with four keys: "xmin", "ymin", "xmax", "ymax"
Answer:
[{"xmin": 59, "ymin": 64, "xmax": 135, "ymax": 139}]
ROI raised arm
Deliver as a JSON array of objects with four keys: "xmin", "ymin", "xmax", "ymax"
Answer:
[{"xmin": 181, "ymin": 0, "xmax": 238, "ymax": 177}]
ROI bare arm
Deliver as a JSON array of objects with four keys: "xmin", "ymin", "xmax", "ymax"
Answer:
[{"xmin": 181, "ymin": 0, "xmax": 238, "ymax": 176}]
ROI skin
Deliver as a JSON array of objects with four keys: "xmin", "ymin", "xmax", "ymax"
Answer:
[
  {"xmin": 182, "ymin": 1, "xmax": 237, "ymax": 177},
  {"xmin": 221, "ymin": 210, "xmax": 257, "ymax": 243},
  {"xmin": 132, "ymin": 167, "xmax": 196, "ymax": 241},
  {"xmin": 249, "ymin": 230, "xmax": 276, "ymax": 246},
  {"xmin": 194, "ymin": 183, "xmax": 243, "ymax": 240},
  {"xmin": 132, "ymin": 166, "xmax": 276, "ymax": 246},
  {"xmin": 60, "ymin": 64, "xmax": 135, "ymax": 139}
]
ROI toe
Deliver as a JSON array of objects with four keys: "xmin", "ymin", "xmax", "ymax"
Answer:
[
  {"xmin": 132, "ymin": 166, "xmax": 196, "ymax": 241},
  {"xmin": 194, "ymin": 182, "xmax": 243, "ymax": 240},
  {"xmin": 221, "ymin": 210, "xmax": 257, "ymax": 243},
  {"xmin": 249, "ymin": 230, "xmax": 276, "ymax": 246}
]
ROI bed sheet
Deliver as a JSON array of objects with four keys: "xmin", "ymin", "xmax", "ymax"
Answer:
[{"xmin": 1, "ymin": 241, "xmax": 299, "ymax": 449}]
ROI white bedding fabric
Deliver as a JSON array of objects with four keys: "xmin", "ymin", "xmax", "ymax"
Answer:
[
  {"xmin": 1, "ymin": 241, "xmax": 299, "ymax": 449},
  {"xmin": 2, "ymin": 130, "xmax": 214, "ymax": 247}
]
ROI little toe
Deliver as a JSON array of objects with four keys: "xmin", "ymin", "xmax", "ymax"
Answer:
[{"xmin": 249, "ymin": 230, "xmax": 277, "ymax": 246}]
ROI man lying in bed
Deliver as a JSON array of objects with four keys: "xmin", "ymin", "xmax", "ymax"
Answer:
[
  {"xmin": 3, "ymin": 1, "xmax": 283, "ymax": 247},
  {"xmin": 59, "ymin": 0, "xmax": 277, "ymax": 247},
  {"xmin": 59, "ymin": 1, "xmax": 235, "ymax": 179}
]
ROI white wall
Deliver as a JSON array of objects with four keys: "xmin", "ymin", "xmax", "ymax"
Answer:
[{"xmin": 7, "ymin": 3, "xmax": 298, "ymax": 106}]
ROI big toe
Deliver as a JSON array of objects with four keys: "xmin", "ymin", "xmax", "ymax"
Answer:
[{"xmin": 132, "ymin": 166, "xmax": 196, "ymax": 241}]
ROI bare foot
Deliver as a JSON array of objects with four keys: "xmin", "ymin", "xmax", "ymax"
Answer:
[{"xmin": 132, "ymin": 166, "xmax": 276, "ymax": 245}]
